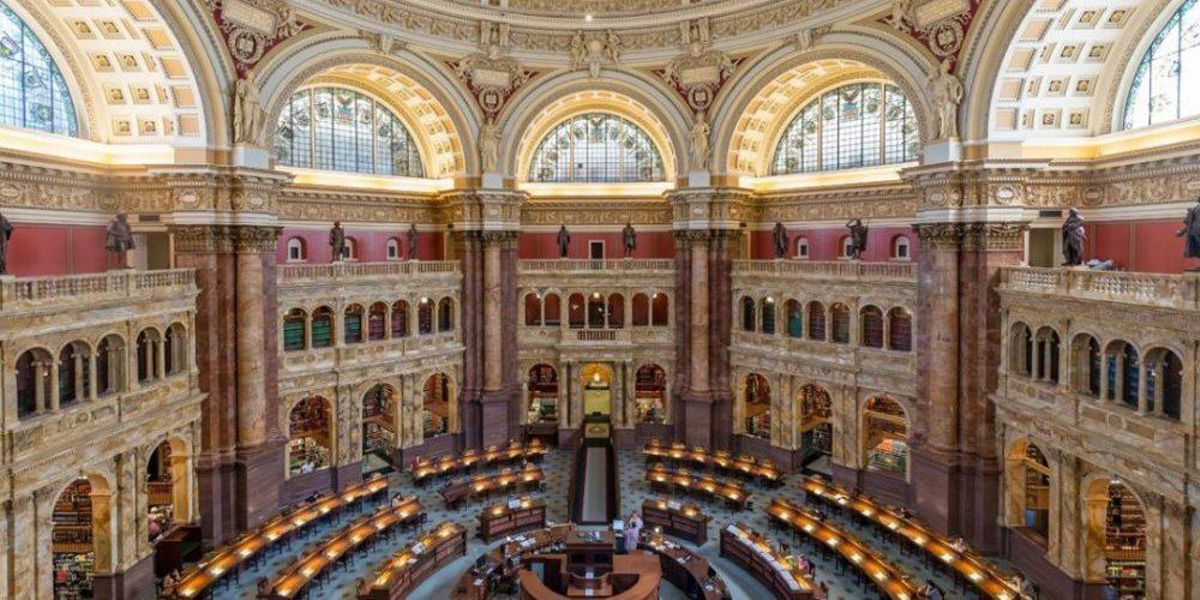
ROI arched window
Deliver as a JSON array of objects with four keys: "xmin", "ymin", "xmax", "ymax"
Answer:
[
  {"xmin": 164, "ymin": 323, "xmax": 186, "ymax": 375},
  {"xmin": 586, "ymin": 292, "xmax": 605, "ymax": 328},
  {"xmin": 274, "ymin": 87, "xmax": 425, "ymax": 177},
  {"xmin": 1145, "ymin": 348, "xmax": 1183, "ymax": 420},
  {"xmin": 887, "ymin": 308, "xmax": 912, "ymax": 351},
  {"xmin": 437, "ymin": 297, "xmax": 453, "ymax": 332},
  {"xmin": 760, "ymin": 298, "xmax": 776, "ymax": 334},
  {"xmin": 771, "ymin": 82, "xmax": 917, "ymax": 175},
  {"xmin": 1123, "ymin": 0, "xmax": 1200, "ymax": 130},
  {"xmin": 525, "ymin": 293, "xmax": 543, "ymax": 326},
  {"xmin": 283, "ymin": 308, "xmax": 307, "ymax": 351},
  {"xmin": 286, "ymin": 237, "xmax": 306, "ymax": 262},
  {"xmin": 861, "ymin": 306, "xmax": 884, "ymax": 348},
  {"xmin": 311, "ymin": 307, "xmax": 334, "ymax": 348},
  {"xmin": 417, "ymin": 298, "xmax": 433, "ymax": 334},
  {"xmin": 1104, "ymin": 340, "xmax": 1140, "ymax": 408},
  {"xmin": 367, "ymin": 302, "xmax": 387, "ymax": 341},
  {"xmin": 568, "ymin": 293, "xmax": 585, "ymax": 329},
  {"xmin": 830, "ymin": 303, "xmax": 851, "ymax": 344},
  {"xmin": 386, "ymin": 238, "xmax": 401, "ymax": 260},
  {"xmin": 0, "ymin": 2, "xmax": 78, "ymax": 136},
  {"xmin": 892, "ymin": 236, "xmax": 910, "ymax": 260},
  {"xmin": 391, "ymin": 301, "xmax": 409, "ymax": 337},
  {"xmin": 1071, "ymin": 334, "xmax": 1102, "ymax": 397},
  {"xmin": 343, "ymin": 237, "xmax": 357, "ymax": 261},
  {"xmin": 1035, "ymin": 327, "xmax": 1061, "ymax": 383},
  {"xmin": 807, "ymin": 301, "xmax": 826, "ymax": 340},
  {"xmin": 840, "ymin": 236, "xmax": 855, "ymax": 258},
  {"xmin": 136, "ymin": 329, "xmax": 161, "ymax": 383},
  {"xmin": 96, "ymin": 335, "xmax": 124, "ymax": 396},
  {"xmin": 544, "ymin": 293, "xmax": 562, "ymax": 327},
  {"xmin": 740, "ymin": 296, "xmax": 756, "ymax": 332},
  {"xmin": 795, "ymin": 237, "xmax": 810, "ymax": 259},
  {"xmin": 343, "ymin": 304, "xmax": 364, "ymax": 344},
  {"xmin": 651, "ymin": 293, "xmax": 669, "ymax": 327},
  {"xmin": 607, "ymin": 293, "xmax": 624, "ymax": 329},
  {"xmin": 528, "ymin": 112, "xmax": 665, "ymax": 183},
  {"xmin": 785, "ymin": 299, "xmax": 803, "ymax": 337},
  {"xmin": 632, "ymin": 293, "xmax": 650, "ymax": 327},
  {"xmin": 1010, "ymin": 323, "xmax": 1033, "ymax": 376},
  {"xmin": 58, "ymin": 341, "xmax": 89, "ymax": 407}
]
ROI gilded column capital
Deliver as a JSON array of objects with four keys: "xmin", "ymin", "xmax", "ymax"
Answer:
[
  {"xmin": 667, "ymin": 186, "xmax": 754, "ymax": 231},
  {"xmin": 232, "ymin": 225, "xmax": 283, "ymax": 253},
  {"xmin": 961, "ymin": 222, "xmax": 1027, "ymax": 252},
  {"xmin": 913, "ymin": 222, "xmax": 964, "ymax": 250},
  {"xmin": 168, "ymin": 224, "xmax": 281, "ymax": 254}
]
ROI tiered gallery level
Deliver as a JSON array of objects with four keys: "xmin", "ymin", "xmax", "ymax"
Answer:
[{"xmin": 1, "ymin": 0, "xmax": 1200, "ymax": 598}]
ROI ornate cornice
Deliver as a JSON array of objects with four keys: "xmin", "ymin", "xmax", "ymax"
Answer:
[{"xmin": 170, "ymin": 224, "xmax": 281, "ymax": 253}]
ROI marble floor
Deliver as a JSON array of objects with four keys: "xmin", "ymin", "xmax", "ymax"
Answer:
[{"xmin": 214, "ymin": 448, "xmax": 1015, "ymax": 599}]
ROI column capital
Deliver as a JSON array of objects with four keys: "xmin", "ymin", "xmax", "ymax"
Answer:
[
  {"xmin": 168, "ymin": 224, "xmax": 281, "ymax": 254},
  {"xmin": 438, "ymin": 189, "xmax": 527, "ymax": 232},
  {"xmin": 666, "ymin": 186, "xmax": 754, "ymax": 231}
]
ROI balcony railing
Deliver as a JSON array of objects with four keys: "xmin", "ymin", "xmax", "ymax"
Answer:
[
  {"xmin": 0, "ymin": 268, "xmax": 195, "ymax": 311},
  {"xmin": 518, "ymin": 259, "xmax": 675, "ymax": 273},
  {"xmin": 278, "ymin": 260, "xmax": 460, "ymax": 283},
  {"xmin": 1000, "ymin": 267, "xmax": 1200, "ymax": 310},
  {"xmin": 732, "ymin": 260, "xmax": 916, "ymax": 281}
]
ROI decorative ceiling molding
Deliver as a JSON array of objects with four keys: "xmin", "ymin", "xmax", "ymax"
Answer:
[{"xmin": 207, "ymin": 0, "xmax": 311, "ymax": 76}]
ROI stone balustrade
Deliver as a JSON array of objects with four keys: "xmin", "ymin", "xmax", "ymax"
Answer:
[
  {"xmin": 999, "ymin": 266, "xmax": 1200, "ymax": 309},
  {"xmin": 518, "ymin": 258, "xmax": 675, "ymax": 273},
  {"xmin": 732, "ymin": 259, "xmax": 916, "ymax": 281},
  {"xmin": 278, "ymin": 259, "xmax": 460, "ymax": 284},
  {"xmin": 0, "ymin": 268, "xmax": 196, "ymax": 312}
]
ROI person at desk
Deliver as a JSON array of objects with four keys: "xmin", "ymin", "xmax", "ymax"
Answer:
[
  {"xmin": 624, "ymin": 511, "xmax": 643, "ymax": 553},
  {"xmin": 948, "ymin": 537, "xmax": 967, "ymax": 552}
]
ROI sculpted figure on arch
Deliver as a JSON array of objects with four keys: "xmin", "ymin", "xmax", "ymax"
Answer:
[
  {"xmin": 232, "ymin": 70, "xmax": 267, "ymax": 146},
  {"xmin": 480, "ymin": 120, "xmax": 500, "ymax": 173},
  {"xmin": 927, "ymin": 58, "xmax": 963, "ymax": 140},
  {"xmin": 688, "ymin": 111, "xmax": 710, "ymax": 172}
]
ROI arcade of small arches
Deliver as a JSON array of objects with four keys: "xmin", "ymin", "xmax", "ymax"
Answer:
[
  {"xmin": 280, "ymin": 296, "xmax": 456, "ymax": 351},
  {"xmin": 522, "ymin": 290, "xmax": 670, "ymax": 329},
  {"xmin": 738, "ymin": 296, "xmax": 913, "ymax": 350}
]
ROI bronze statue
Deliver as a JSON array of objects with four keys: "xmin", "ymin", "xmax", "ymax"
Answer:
[
  {"xmin": 0, "ymin": 210, "xmax": 11, "ymax": 275},
  {"xmin": 330, "ymin": 221, "xmax": 347, "ymax": 261},
  {"xmin": 846, "ymin": 219, "xmax": 868, "ymax": 260},
  {"xmin": 1179, "ymin": 197, "xmax": 1200, "ymax": 261},
  {"xmin": 557, "ymin": 224, "xmax": 571, "ymax": 258},
  {"xmin": 622, "ymin": 222, "xmax": 637, "ymax": 257},
  {"xmin": 1062, "ymin": 208, "xmax": 1086, "ymax": 266},
  {"xmin": 105, "ymin": 213, "xmax": 135, "ymax": 268},
  {"xmin": 407, "ymin": 224, "xmax": 419, "ymax": 260},
  {"xmin": 772, "ymin": 222, "xmax": 788, "ymax": 259}
]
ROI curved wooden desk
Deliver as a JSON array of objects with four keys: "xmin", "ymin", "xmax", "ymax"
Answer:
[
  {"xmin": 640, "ymin": 533, "xmax": 730, "ymax": 600},
  {"xmin": 411, "ymin": 440, "xmax": 547, "ymax": 485},
  {"xmin": 451, "ymin": 524, "xmax": 574, "ymax": 600},
  {"xmin": 644, "ymin": 465, "xmax": 750, "ymax": 510},
  {"xmin": 643, "ymin": 441, "xmax": 782, "ymax": 485},
  {"xmin": 440, "ymin": 464, "xmax": 544, "ymax": 506},
  {"xmin": 517, "ymin": 553, "xmax": 660, "ymax": 600},
  {"xmin": 358, "ymin": 521, "xmax": 468, "ymax": 599},
  {"xmin": 801, "ymin": 478, "xmax": 1020, "ymax": 599}
]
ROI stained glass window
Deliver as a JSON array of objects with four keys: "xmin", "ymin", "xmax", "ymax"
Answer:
[
  {"xmin": 528, "ymin": 112, "xmax": 665, "ymax": 183},
  {"xmin": 771, "ymin": 82, "xmax": 917, "ymax": 175},
  {"xmin": 275, "ymin": 87, "xmax": 424, "ymax": 177},
  {"xmin": 0, "ymin": 1, "xmax": 78, "ymax": 136},
  {"xmin": 1123, "ymin": 0, "xmax": 1200, "ymax": 130}
]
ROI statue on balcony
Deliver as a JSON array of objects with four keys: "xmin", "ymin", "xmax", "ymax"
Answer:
[
  {"xmin": 0, "ymin": 210, "xmax": 11, "ymax": 275},
  {"xmin": 846, "ymin": 218, "xmax": 868, "ymax": 260},
  {"xmin": 557, "ymin": 224, "xmax": 571, "ymax": 258},
  {"xmin": 105, "ymin": 213, "xmax": 135, "ymax": 268},
  {"xmin": 1180, "ymin": 197, "xmax": 1200, "ymax": 261},
  {"xmin": 623, "ymin": 222, "xmax": 637, "ymax": 257},
  {"xmin": 330, "ymin": 221, "xmax": 347, "ymax": 262},
  {"xmin": 772, "ymin": 222, "xmax": 788, "ymax": 259},
  {"xmin": 1061, "ymin": 208, "xmax": 1086, "ymax": 266},
  {"xmin": 407, "ymin": 224, "xmax": 419, "ymax": 260}
]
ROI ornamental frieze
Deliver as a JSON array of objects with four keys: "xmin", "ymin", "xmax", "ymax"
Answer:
[{"xmin": 520, "ymin": 201, "xmax": 672, "ymax": 226}]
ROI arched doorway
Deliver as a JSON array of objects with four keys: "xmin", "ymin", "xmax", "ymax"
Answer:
[
  {"xmin": 742, "ymin": 374, "xmax": 770, "ymax": 439},
  {"xmin": 146, "ymin": 439, "xmax": 190, "ymax": 544},
  {"xmin": 526, "ymin": 364, "xmax": 559, "ymax": 425},
  {"xmin": 1083, "ymin": 478, "xmax": 1147, "ymax": 597},
  {"xmin": 288, "ymin": 396, "xmax": 332, "ymax": 477},
  {"xmin": 52, "ymin": 476, "xmax": 112, "ymax": 599},
  {"xmin": 1004, "ymin": 439, "xmax": 1051, "ymax": 545},
  {"xmin": 362, "ymin": 384, "xmax": 397, "ymax": 472},
  {"xmin": 580, "ymin": 364, "xmax": 612, "ymax": 418},
  {"xmin": 799, "ymin": 384, "xmax": 833, "ymax": 473},
  {"xmin": 862, "ymin": 396, "xmax": 909, "ymax": 478},
  {"xmin": 634, "ymin": 364, "xmax": 667, "ymax": 425},
  {"xmin": 423, "ymin": 373, "xmax": 455, "ymax": 438}
]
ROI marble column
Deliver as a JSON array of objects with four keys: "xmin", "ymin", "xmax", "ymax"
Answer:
[
  {"xmin": 689, "ymin": 237, "xmax": 710, "ymax": 394},
  {"xmin": 236, "ymin": 248, "xmax": 267, "ymax": 448},
  {"xmin": 483, "ymin": 235, "xmax": 503, "ymax": 392}
]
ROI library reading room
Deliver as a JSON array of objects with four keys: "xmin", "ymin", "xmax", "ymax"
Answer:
[{"xmin": 0, "ymin": 0, "xmax": 1198, "ymax": 598}]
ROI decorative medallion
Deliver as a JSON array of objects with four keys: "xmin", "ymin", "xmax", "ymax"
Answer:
[
  {"xmin": 654, "ymin": 20, "xmax": 742, "ymax": 114},
  {"xmin": 881, "ymin": 0, "xmax": 981, "ymax": 72},
  {"xmin": 209, "ymin": 0, "xmax": 310, "ymax": 75},
  {"xmin": 450, "ymin": 22, "xmax": 536, "ymax": 123}
]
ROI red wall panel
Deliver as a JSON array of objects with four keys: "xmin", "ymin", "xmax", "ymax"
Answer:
[
  {"xmin": 5, "ymin": 224, "xmax": 109, "ymax": 276},
  {"xmin": 278, "ymin": 228, "xmax": 445, "ymax": 263},
  {"xmin": 1087, "ymin": 219, "xmax": 1197, "ymax": 273},
  {"xmin": 748, "ymin": 226, "xmax": 919, "ymax": 262},
  {"xmin": 518, "ymin": 231, "xmax": 675, "ymax": 259}
]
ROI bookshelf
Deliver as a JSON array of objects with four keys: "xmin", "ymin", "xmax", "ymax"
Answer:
[
  {"xmin": 53, "ymin": 479, "xmax": 94, "ymax": 600},
  {"xmin": 1105, "ymin": 483, "xmax": 1146, "ymax": 598}
]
